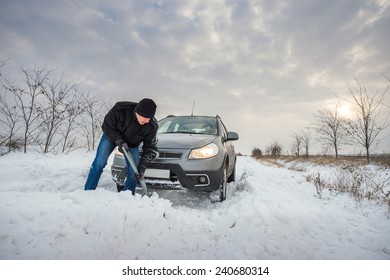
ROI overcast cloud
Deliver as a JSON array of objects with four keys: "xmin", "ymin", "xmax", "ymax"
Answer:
[{"xmin": 1, "ymin": 0, "xmax": 389, "ymax": 155}]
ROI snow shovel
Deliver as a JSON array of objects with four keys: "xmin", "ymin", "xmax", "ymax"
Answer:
[{"xmin": 122, "ymin": 148, "xmax": 151, "ymax": 197}]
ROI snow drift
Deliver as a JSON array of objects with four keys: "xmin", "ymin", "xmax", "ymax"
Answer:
[{"xmin": 0, "ymin": 149, "xmax": 389, "ymax": 259}]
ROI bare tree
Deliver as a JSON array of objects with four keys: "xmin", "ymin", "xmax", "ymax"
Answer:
[
  {"xmin": 36, "ymin": 72, "xmax": 82, "ymax": 153},
  {"xmin": 1, "ymin": 63, "xmax": 112, "ymax": 153},
  {"xmin": 302, "ymin": 127, "xmax": 314, "ymax": 158},
  {"xmin": 60, "ymin": 88, "xmax": 85, "ymax": 153},
  {"xmin": 382, "ymin": 73, "xmax": 390, "ymax": 83},
  {"xmin": 0, "ymin": 58, "xmax": 8, "ymax": 76},
  {"xmin": 291, "ymin": 131, "xmax": 303, "ymax": 157},
  {"xmin": 313, "ymin": 104, "xmax": 350, "ymax": 159},
  {"xmin": 347, "ymin": 78, "xmax": 390, "ymax": 163},
  {"xmin": 79, "ymin": 92, "xmax": 107, "ymax": 151},
  {"xmin": 0, "ymin": 91, "xmax": 20, "ymax": 152},
  {"xmin": 4, "ymin": 66, "xmax": 51, "ymax": 153}
]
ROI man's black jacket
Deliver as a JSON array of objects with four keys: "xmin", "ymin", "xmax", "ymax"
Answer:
[{"xmin": 102, "ymin": 101, "xmax": 158, "ymax": 173}]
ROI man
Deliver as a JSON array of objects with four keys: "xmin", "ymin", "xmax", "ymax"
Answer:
[{"xmin": 84, "ymin": 98, "xmax": 158, "ymax": 194}]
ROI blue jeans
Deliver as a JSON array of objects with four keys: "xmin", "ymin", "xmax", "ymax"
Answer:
[{"xmin": 84, "ymin": 133, "xmax": 140, "ymax": 194}]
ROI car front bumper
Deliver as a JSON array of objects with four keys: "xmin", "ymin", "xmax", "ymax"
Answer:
[
  {"xmin": 111, "ymin": 160, "xmax": 223, "ymax": 192},
  {"xmin": 145, "ymin": 162, "xmax": 223, "ymax": 192}
]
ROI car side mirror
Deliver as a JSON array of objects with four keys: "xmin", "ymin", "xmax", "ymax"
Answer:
[{"xmin": 227, "ymin": 131, "xmax": 239, "ymax": 141}]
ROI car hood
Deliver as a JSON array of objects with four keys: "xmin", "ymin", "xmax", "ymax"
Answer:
[{"xmin": 156, "ymin": 133, "xmax": 218, "ymax": 149}]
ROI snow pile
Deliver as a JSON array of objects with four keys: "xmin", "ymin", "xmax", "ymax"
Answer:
[{"xmin": 0, "ymin": 150, "xmax": 389, "ymax": 259}]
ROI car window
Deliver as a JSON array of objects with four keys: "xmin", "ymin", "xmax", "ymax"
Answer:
[
  {"xmin": 218, "ymin": 118, "xmax": 228, "ymax": 139},
  {"xmin": 157, "ymin": 116, "xmax": 218, "ymax": 135}
]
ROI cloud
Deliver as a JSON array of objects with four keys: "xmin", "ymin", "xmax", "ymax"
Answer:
[{"xmin": 0, "ymin": 0, "xmax": 389, "ymax": 154}]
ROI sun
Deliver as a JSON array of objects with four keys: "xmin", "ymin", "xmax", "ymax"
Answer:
[{"xmin": 337, "ymin": 103, "xmax": 352, "ymax": 118}]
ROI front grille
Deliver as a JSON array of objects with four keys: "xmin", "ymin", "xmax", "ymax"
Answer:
[{"xmin": 158, "ymin": 152, "xmax": 182, "ymax": 159}]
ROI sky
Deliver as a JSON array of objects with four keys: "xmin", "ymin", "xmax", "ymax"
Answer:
[{"xmin": 0, "ymin": 0, "xmax": 390, "ymax": 155}]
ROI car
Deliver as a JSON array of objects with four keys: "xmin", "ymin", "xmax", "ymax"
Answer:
[{"xmin": 111, "ymin": 115, "xmax": 239, "ymax": 202}]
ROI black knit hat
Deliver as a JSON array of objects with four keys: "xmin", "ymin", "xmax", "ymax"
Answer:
[{"xmin": 135, "ymin": 98, "xmax": 157, "ymax": 118}]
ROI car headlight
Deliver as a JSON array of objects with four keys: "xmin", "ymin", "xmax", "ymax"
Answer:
[{"xmin": 189, "ymin": 143, "xmax": 219, "ymax": 159}]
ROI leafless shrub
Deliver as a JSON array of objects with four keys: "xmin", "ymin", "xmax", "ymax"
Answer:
[
  {"xmin": 308, "ymin": 165, "xmax": 390, "ymax": 211},
  {"xmin": 251, "ymin": 147, "xmax": 263, "ymax": 158},
  {"xmin": 307, "ymin": 173, "xmax": 326, "ymax": 199},
  {"xmin": 266, "ymin": 141, "xmax": 283, "ymax": 157}
]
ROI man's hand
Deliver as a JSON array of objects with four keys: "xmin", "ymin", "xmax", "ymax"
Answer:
[
  {"xmin": 135, "ymin": 172, "xmax": 144, "ymax": 181},
  {"xmin": 118, "ymin": 142, "xmax": 129, "ymax": 154},
  {"xmin": 115, "ymin": 139, "xmax": 129, "ymax": 154}
]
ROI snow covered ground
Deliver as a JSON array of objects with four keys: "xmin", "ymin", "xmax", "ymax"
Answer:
[{"xmin": 0, "ymin": 149, "xmax": 389, "ymax": 260}]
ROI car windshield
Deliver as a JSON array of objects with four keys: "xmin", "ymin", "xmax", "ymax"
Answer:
[{"xmin": 157, "ymin": 116, "xmax": 218, "ymax": 135}]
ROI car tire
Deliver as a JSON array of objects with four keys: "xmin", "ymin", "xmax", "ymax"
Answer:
[
  {"xmin": 218, "ymin": 166, "xmax": 228, "ymax": 202},
  {"xmin": 117, "ymin": 184, "xmax": 124, "ymax": 192},
  {"xmin": 227, "ymin": 164, "xmax": 236, "ymax": 183}
]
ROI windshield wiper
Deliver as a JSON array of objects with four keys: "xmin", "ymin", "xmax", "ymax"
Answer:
[{"xmin": 168, "ymin": 131, "xmax": 195, "ymax": 134}]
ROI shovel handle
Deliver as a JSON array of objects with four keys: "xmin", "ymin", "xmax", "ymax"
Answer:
[{"xmin": 122, "ymin": 148, "xmax": 149, "ymax": 197}]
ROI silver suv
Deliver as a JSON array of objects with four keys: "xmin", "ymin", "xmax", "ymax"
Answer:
[{"xmin": 111, "ymin": 115, "xmax": 239, "ymax": 201}]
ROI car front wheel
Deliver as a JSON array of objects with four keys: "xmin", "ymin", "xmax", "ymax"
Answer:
[
  {"xmin": 117, "ymin": 183, "xmax": 124, "ymax": 192},
  {"xmin": 227, "ymin": 164, "xmax": 236, "ymax": 183},
  {"xmin": 218, "ymin": 166, "xmax": 228, "ymax": 202}
]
